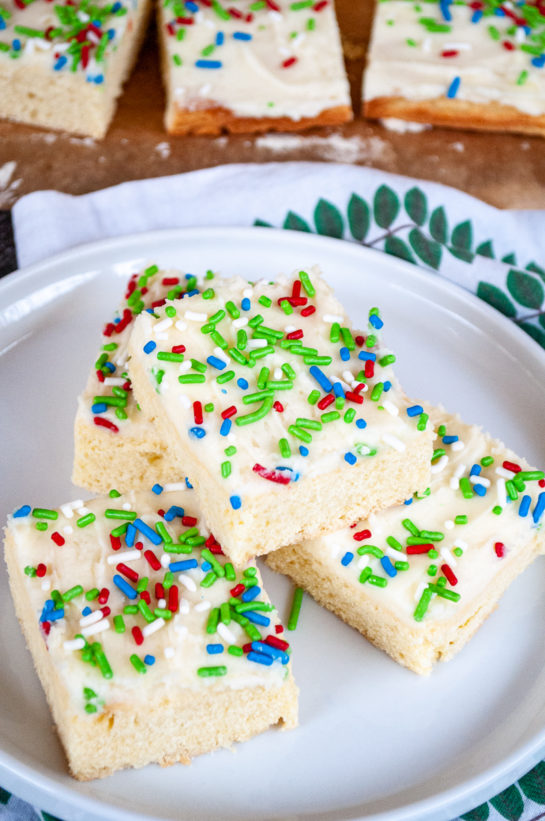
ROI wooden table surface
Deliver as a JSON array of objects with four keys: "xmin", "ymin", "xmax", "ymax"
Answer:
[{"xmin": 1, "ymin": 0, "xmax": 545, "ymax": 210}]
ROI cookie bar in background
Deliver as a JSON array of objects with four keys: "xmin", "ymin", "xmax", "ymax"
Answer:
[
  {"xmin": 4, "ymin": 487, "xmax": 298, "ymax": 780},
  {"xmin": 158, "ymin": 0, "xmax": 352, "ymax": 135},
  {"xmin": 128, "ymin": 268, "xmax": 433, "ymax": 564},
  {"xmin": 267, "ymin": 407, "xmax": 545, "ymax": 674},
  {"xmin": 0, "ymin": 0, "xmax": 151, "ymax": 138},
  {"xmin": 363, "ymin": 0, "xmax": 545, "ymax": 137}
]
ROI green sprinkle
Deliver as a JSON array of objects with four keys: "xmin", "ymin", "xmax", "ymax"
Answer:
[
  {"xmin": 62, "ymin": 585, "xmax": 83, "ymax": 602},
  {"xmin": 454, "ymin": 515, "xmax": 468, "ymax": 525},
  {"xmin": 24, "ymin": 566, "xmax": 37, "ymax": 577},
  {"xmin": 413, "ymin": 588, "xmax": 433, "ymax": 622},
  {"xmin": 298, "ymin": 270, "xmax": 315, "ymax": 297},
  {"xmin": 517, "ymin": 69, "xmax": 529, "ymax": 86},
  {"xmin": 235, "ymin": 396, "xmax": 274, "ymax": 426},
  {"xmin": 85, "ymin": 588, "xmax": 100, "ymax": 600},
  {"xmin": 368, "ymin": 575, "xmax": 387, "ymax": 588},
  {"xmin": 110, "ymin": 523, "xmax": 128, "ymax": 538},
  {"xmin": 85, "ymin": 703, "xmax": 97, "ymax": 714},
  {"xmin": 280, "ymin": 299, "xmax": 294, "ymax": 315},
  {"xmin": 105, "ymin": 508, "xmax": 137, "ymax": 520},
  {"xmin": 224, "ymin": 562, "xmax": 236, "ymax": 581},
  {"xmin": 197, "ymin": 666, "xmax": 227, "ymax": 677},
  {"xmin": 130, "ymin": 654, "xmax": 147, "ymax": 674},
  {"xmin": 228, "ymin": 645, "xmax": 243, "ymax": 657},
  {"xmin": 136, "ymin": 576, "xmax": 149, "ymax": 593},
  {"xmin": 124, "ymin": 605, "xmax": 138, "ymax": 615},
  {"xmin": 359, "ymin": 567, "xmax": 372, "ymax": 584},
  {"xmin": 437, "ymin": 424, "xmax": 447, "ymax": 437},
  {"xmin": 492, "ymin": 505, "xmax": 503, "ymax": 515},
  {"xmin": 108, "ymin": 489, "xmax": 121, "ymax": 498},
  {"xmin": 480, "ymin": 456, "xmax": 494, "ymax": 467},
  {"xmin": 201, "ymin": 571, "xmax": 217, "ymax": 588},
  {"xmin": 518, "ymin": 470, "xmax": 545, "ymax": 481},
  {"xmin": 92, "ymin": 643, "xmax": 113, "ymax": 679},
  {"xmin": 217, "ymin": 370, "xmax": 235, "ymax": 384},
  {"xmin": 138, "ymin": 599, "xmax": 155, "ymax": 623},
  {"xmin": 459, "ymin": 477, "xmax": 474, "ymax": 499},
  {"xmin": 287, "ymin": 586, "xmax": 304, "ymax": 631},
  {"xmin": 306, "ymin": 15, "xmax": 315, "ymax": 29},
  {"xmin": 248, "ymin": 314, "xmax": 264, "ymax": 328},
  {"xmin": 340, "ymin": 327, "xmax": 355, "ymax": 351},
  {"xmin": 366, "ymin": 334, "xmax": 377, "ymax": 348},
  {"xmin": 344, "ymin": 408, "xmax": 356, "ymax": 424},
  {"xmin": 330, "ymin": 322, "xmax": 341, "ymax": 343},
  {"xmin": 178, "ymin": 374, "xmax": 206, "ymax": 384},
  {"xmin": 386, "ymin": 536, "xmax": 403, "ymax": 551},
  {"xmin": 279, "ymin": 438, "xmax": 291, "ymax": 458},
  {"xmin": 202, "ymin": 549, "xmax": 225, "ymax": 577},
  {"xmin": 417, "ymin": 413, "xmax": 429, "ymax": 431},
  {"xmin": 221, "ymin": 461, "xmax": 231, "ymax": 479},
  {"xmin": 506, "ymin": 480, "xmax": 518, "ymax": 500},
  {"xmin": 428, "ymin": 549, "xmax": 439, "ymax": 559},
  {"xmin": 288, "ymin": 424, "xmax": 312, "ymax": 443},
  {"xmin": 453, "ymin": 547, "xmax": 463, "ymax": 557},
  {"xmin": 163, "ymin": 571, "xmax": 174, "ymax": 590},
  {"xmin": 113, "ymin": 615, "xmax": 125, "ymax": 633},
  {"xmin": 32, "ymin": 508, "xmax": 58, "ymax": 520},
  {"xmin": 488, "ymin": 23, "xmax": 500, "ymax": 40},
  {"xmin": 243, "ymin": 389, "xmax": 274, "ymax": 405},
  {"xmin": 154, "ymin": 608, "xmax": 172, "ymax": 620},
  {"xmin": 431, "ymin": 448, "xmax": 446, "ymax": 462},
  {"xmin": 428, "ymin": 584, "xmax": 461, "ymax": 602},
  {"xmin": 295, "ymin": 417, "xmax": 322, "ymax": 431},
  {"xmin": 394, "ymin": 560, "xmax": 410, "ymax": 571},
  {"xmin": 77, "ymin": 513, "xmax": 96, "ymax": 528},
  {"xmin": 225, "ymin": 300, "xmax": 240, "ymax": 318},
  {"xmin": 402, "ymin": 518, "xmax": 420, "ymax": 537},
  {"xmin": 206, "ymin": 607, "xmax": 220, "ymax": 634},
  {"xmin": 282, "ymin": 362, "xmax": 296, "ymax": 380},
  {"xmin": 427, "ymin": 564, "xmax": 438, "ymax": 577},
  {"xmin": 419, "ymin": 530, "xmax": 444, "ymax": 541},
  {"xmin": 357, "ymin": 545, "xmax": 383, "ymax": 558},
  {"xmin": 220, "ymin": 602, "xmax": 231, "ymax": 625},
  {"xmin": 371, "ymin": 383, "xmax": 384, "ymax": 402},
  {"xmin": 321, "ymin": 411, "xmax": 340, "ymax": 423},
  {"xmin": 308, "ymin": 389, "xmax": 321, "ymax": 405},
  {"xmin": 258, "ymin": 295, "xmax": 272, "ymax": 307}
]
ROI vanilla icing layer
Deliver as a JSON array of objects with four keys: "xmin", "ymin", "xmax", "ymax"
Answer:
[
  {"xmin": 7, "ymin": 488, "xmax": 291, "ymax": 715},
  {"xmin": 159, "ymin": 0, "xmax": 350, "ymax": 120},
  {"xmin": 0, "ymin": 0, "xmax": 141, "ymax": 82},
  {"xmin": 364, "ymin": 0, "xmax": 545, "ymax": 117},
  {"xmin": 305, "ymin": 410, "xmax": 545, "ymax": 625},
  {"xmin": 129, "ymin": 268, "xmax": 429, "ymax": 506}
]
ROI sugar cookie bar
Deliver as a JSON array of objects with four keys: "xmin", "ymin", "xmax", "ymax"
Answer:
[
  {"xmin": 158, "ymin": 0, "xmax": 352, "ymax": 135},
  {"xmin": 0, "ymin": 0, "xmax": 151, "ymax": 138},
  {"xmin": 128, "ymin": 268, "xmax": 433, "ymax": 565},
  {"xmin": 73, "ymin": 264, "xmax": 195, "ymax": 493},
  {"xmin": 363, "ymin": 0, "xmax": 545, "ymax": 137},
  {"xmin": 4, "ymin": 486, "xmax": 297, "ymax": 780},
  {"xmin": 267, "ymin": 407, "xmax": 545, "ymax": 674}
]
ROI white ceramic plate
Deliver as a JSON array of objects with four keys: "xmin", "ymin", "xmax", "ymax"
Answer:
[{"xmin": 1, "ymin": 227, "xmax": 545, "ymax": 821}]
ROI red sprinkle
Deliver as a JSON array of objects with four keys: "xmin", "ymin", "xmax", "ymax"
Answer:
[
  {"xmin": 144, "ymin": 550, "xmax": 161, "ymax": 571},
  {"xmin": 282, "ymin": 56, "xmax": 297, "ymax": 69},
  {"xmin": 242, "ymin": 642, "xmax": 253, "ymax": 653},
  {"xmin": 41, "ymin": 621, "xmax": 51, "ymax": 636},
  {"xmin": 132, "ymin": 626, "xmax": 144, "ymax": 646},
  {"xmin": 221, "ymin": 405, "xmax": 237, "ymax": 419},
  {"xmin": 355, "ymin": 335, "xmax": 365, "ymax": 347},
  {"xmin": 317, "ymin": 393, "xmax": 334, "ymax": 410},
  {"xmin": 96, "ymin": 369, "xmax": 105, "ymax": 383},
  {"xmin": 168, "ymin": 585, "xmax": 179, "ymax": 613},
  {"xmin": 135, "ymin": 541, "xmax": 144, "ymax": 551},
  {"xmin": 275, "ymin": 624, "xmax": 284, "ymax": 634},
  {"xmin": 265, "ymin": 0, "xmax": 280, "ymax": 9},
  {"xmin": 406, "ymin": 544, "xmax": 434, "ymax": 554},
  {"xmin": 502, "ymin": 40, "xmax": 515, "ymax": 50},
  {"xmin": 139, "ymin": 590, "xmax": 151, "ymax": 605},
  {"xmin": 494, "ymin": 542, "xmax": 505, "ymax": 558},
  {"xmin": 162, "ymin": 277, "xmax": 180, "ymax": 284},
  {"xmin": 286, "ymin": 329, "xmax": 304, "ymax": 340},
  {"xmin": 182, "ymin": 516, "xmax": 197, "ymax": 527},
  {"xmin": 300, "ymin": 305, "xmax": 316, "ymax": 317},
  {"xmin": 51, "ymin": 532, "xmax": 65, "ymax": 546},
  {"xmin": 205, "ymin": 534, "xmax": 216, "ymax": 548},
  {"xmin": 314, "ymin": 0, "xmax": 328, "ymax": 9},
  {"xmin": 172, "ymin": 344, "xmax": 186, "ymax": 354},
  {"xmin": 101, "ymin": 606, "xmax": 111, "ymax": 618},
  {"xmin": 265, "ymin": 635, "xmax": 289, "ymax": 651},
  {"xmin": 117, "ymin": 563, "xmax": 139, "ymax": 583},
  {"xmin": 441, "ymin": 564, "xmax": 458, "ymax": 586},
  {"xmin": 230, "ymin": 583, "xmax": 245, "ymax": 598},
  {"xmin": 539, "ymin": 479, "xmax": 545, "ymax": 488},
  {"xmin": 155, "ymin": 582, "xmax": 165, "ymax": 600},
  {"xmin": 345, "ymin": 390, "xmax": 364, "ymax": 405},
  {"xmin": 93, "ymin": 417, "xmax": 119, "ymax": 433},
  {"xmin": 110, "ymin": 534, "xmax": 121, "ymax": 551},
  {"xmin": 253, "ymin": 463, "xmax": 291, "ymax": 484},
  {"xmin": 273, "ymin": 401, "xmax": 284, "ymax": 412},
  {"xmin": 36, "ymin": 563, "xmax": 47, "ymax": 577},
  {"xmin": 441, "ymin": 49, "xmax": 459, "ymax": 57},
  {"xmin": 364, "ymin": 361, "xmax": 374, "ymax": 379},
  {"xmin": 97, "ymin": 588, "xmax": 109, "ymax": 605},
  {"xmin": 193, "ymin": 401, "xmax": 203, "ymax": 425},
  {"xmin": 503, "ymin": 460, "xmax": 521, "ymax": 473},
  {"xmin": 353, "ymin": 529, "xmax": 372, "ymax": 541}
]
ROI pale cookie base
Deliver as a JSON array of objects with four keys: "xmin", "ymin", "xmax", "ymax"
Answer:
[
  {"xmin": 0, "ymin": 0, "xmax": 151, "ymax": 138},
  {"xmin": 72, "ymin": 403, "xmax": 180, "ymax": 494},
  {"xmin": 364, "ymin": 95, "xmax": 545, "ymax": 138},
  {"xmin": 4, "ymin": 529, "xmax": 298, "ymax": 781},
  {"xmin": 165, "ymin": 103, "xmax": 353, "ymax": 136},
  {"xmin": 128, "ymin": 350, "xmax": 433, "ymax": 564}
]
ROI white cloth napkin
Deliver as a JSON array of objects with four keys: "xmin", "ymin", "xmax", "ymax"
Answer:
[{"xmin": 12, "ymin": 162, "xmax": 545, "ymax": 350}]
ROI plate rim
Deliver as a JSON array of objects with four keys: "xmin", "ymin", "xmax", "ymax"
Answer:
[{"xmin": 1, "ymin": 225, "xmax": 544, "ymax": 821}]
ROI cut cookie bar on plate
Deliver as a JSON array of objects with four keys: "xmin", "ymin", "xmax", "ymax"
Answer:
[
  {"xmin": 128, "ymin": 268, "xmax": 433, "ymax": 564},
  {"xmin": 267, "ymin": 406, "xmax": 545, "ymax": 674},
  {"xmin": 363, "ymin": 0, "xmax": 545, "ymax": 137},
  {"xmin": 4, "ymin": 486, "xmax": 297, "ymax": 780},
  {"xmin": 73, "ymin": 264, "xmax": 198, "ymax": 493},
  {"xmin": 158, "ymin": 0, "xmax": 352, "ymax": 135},
  {"xmin": 0, "ymin": 0, "xmax": 151, "ymax": 138}
]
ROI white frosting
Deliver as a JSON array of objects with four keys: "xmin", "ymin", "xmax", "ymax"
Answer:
[
  {"xmin": 364, "ymin": 1, "xmax": 545, "ymax": 117},
  {"xmin": 159, "ymin": 0, "xmax": 350, "ymax": 120}
]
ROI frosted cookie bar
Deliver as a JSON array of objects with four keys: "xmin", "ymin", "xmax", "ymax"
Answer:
[
  {"xmin": 0, "ymin": 0, "xmax": 151, "ymax": 138},
  {"xmin": 158, "ymin": 0, "xmax": 352, "ymax": 135},
  {"xmin": 128, "ymin": 268, "xmax": 433, "ymax": 564},
  {"xmin": 363, "ymin": 0, "xmax": 545, "ymax": 137},
  {"xmin": 267, "ymin": 408, "xmax": 545, "ymax": 674},
  {"xmin": 4, "ymin": 486, "xmax": 297, "ymax": 780},
  {"xmin": 73, "ymin": 264, "xmax": 199, "ymax": 493}
]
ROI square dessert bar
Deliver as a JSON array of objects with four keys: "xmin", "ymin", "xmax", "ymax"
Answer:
[
  {"xmin": 158, "ymin": 0, "xmax": 352, "ymax": 135},
  {"xmin": 363, "ymin": 0, "xmax": 545, "ymax": 137},
  {"xmin": 4, "ymin": 486, "xmax": 297, "ymax": 780},
  {"xmin": 267, "ymin": 407, "xmax": 545, "ymax": 674},
  {"xmin": 128, "ymin": 268, "xmax": 434, "ymax": 565},
  {"xmin": 0, "ymin": 0, "xmax": 151, "ymax": 138},
  {"xmin": 73, "ymin": 264, "xmax": 196, "ymax": 493}
]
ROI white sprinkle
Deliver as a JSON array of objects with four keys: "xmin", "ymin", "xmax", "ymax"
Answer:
[
  {"xmin": 161, "ymin": 554, "xmax": 171, "ymax": 568},
  {"xmin": 285, "ymin": 325, "xmax": 296, "ymax": 333},
  {"xmin": 107, "ymin": 549, "xmax": 140, "ymax": 565},
  {"xmin": 443, "ymin": 41, "xmax": 471, "ymax": 50},
  {"xmin": 194, "ymin": 600, "xmax": 211, "ymax": 612},
  {"xmin": 453, "ymin": 539, "xmax": 468, "ymax": 551},
  {"xmin": 157, "ymin": 598, "xmax": 166, "ymax": 608},
  {"xmin": 357, "ymin": 557, "xmax": 372, "ymax": 570},
  {"xmin": 454, "ymin": 463, "xmax": 466, "ymax": 479},
  {"xmin": 103, "ymin": 377, "xmax": 126, "ymax": 386},
  {"xmin": 81, "ymin": 619, "xmax": 110, "ymax": 637},
  {"xmin": 248, "ymin": 338, "xmax": 268, "ymax": 349},
  {"xmin": 178, "ymin": 394, "xmax": 191, "ymax": 409},
  {"xmin": 470, "ymin": 475, "xmax": 490, "ymax": 487},
  {"xmin": 180, "ymin": 599, "xmax": 190, "ymax": 615},
  {"xmin": 431, "ymin": 454, "xmax": 449, "ymax": 474},
  {"xmin": 516, "ymin": 26, "xmax": 526, "ymax": 43},
  {"xmin": 386, "ymin": 547, "xmax": 403, "ymax": 562},
  {"xmin": 184, "ymin": 311, "xmax": 207, "ymax": 322},
  {"xmin": 274, "ymin": 367, "xmax": 283, "ymax": 379},
  {"xmin": 449, "ymin": 477, "xmax": 459, "ymax": 491},
  {"xmin": 122, "ymin": 502, "xmax": 132, "ymax": 511},
  {"xmin": 496, "ymin": 478, "xmax": 507, "ymax": 507},
  {"xmin": 60, "ymin": 504, "xmax": 74, "ymax": 519},
  {"xmin": 382, "ymin": 433, "xmax": 406, "ymax": 452},
  {"xmin": 496, "ymin": 467, "xmax": 515, "ymax": 479},
  {"xmin": 164, "ymin": 647, "xmax": 175, "ymax": 659},
  {"xmin": 164, "ymin": 482, "xmax": 187, "ymax": 492},
  {"xmin": 451, "ymin": 440, "xmax": 465, "ymax": 452},
  {"xmin": 179, "ymin": 575, "xmax": 196, "ymax": 592},
  {"xmin": 342, "ymin": 370, "xmax": 354, "ymax": 384},
  {"xmin": 441, "ymin": 547, "xmax": 457, "ymax": 568},
  {"xmin": 175, "ymin": 320, "xmax": 187, "ymax": 332},
  {"xmin": 79, "ymin": 610, "xmax": 103, "ymax": 628},
  {"xmin": 178, "ymin": 360, "xmax": 191, "ymax": 373},
  {"xmin": 243, "ymin": 288, "xmax": 253, "ymax": 298},
  {"xmin": 232, "ymin": 317, "xmax": 249, "ymax": 329},
  {"xmin": 154, "ymin": 318, "xmax": 173, "ymax": 334},
  {"xmin": 444, "ymin": 519, "xmax": 455, "ymax": 531},
  {"xmin": 422, "ymin": 36, "xmax": 431, "ymax": 52},
  {"xmin": 142, "ymin": 617, "xmax": 166, "ymax": 638},
  {"xmin": 213, "ymin": 347, "xmax": 230, "ymax": 364},
  {"xmin": 322, "ymin": 313, "xmax": 344, "ymax": 324},
  {"xmin": 383, "ymin": 400, "xmax": 399, "ymax": 417},
  {"xmin": 63, "ymin": 525, "xmax": 73, "ymax": 535},
  {"xmin": 41, "ymin": 580, "xmax": 51, "ymax": 591},
  {"xmin": 358, "ymin": 444, "xmax": 371, "ymax": 456},
  {"xmin": 217, "ymin": 622, "xmax": 237, "ymax": 644},
  {"xmin": 415, "ymin": 581, "xmax": 427, "ymax": 602},
  {"xmin": 64, "ymin": 638, "xmax": 85, "ymax": 651},
  {"xmin": 76, "ymin": 506, "xmax": 90, "ymax": 516}
]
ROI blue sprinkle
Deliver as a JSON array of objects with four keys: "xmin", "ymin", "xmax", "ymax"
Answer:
[
  {"xmin": 233, "ymin": 31, "xmax": 252, "ymax": 40},
  {"xmin": 185, "ymin": 0, "xmax": 198, "ymax": 9},
  {"xmin": 245, "ymin": 611, "xmax": 270, "ymax": 626},
  {"xmin": 94, "ymin": 74, "xmax": 104, "ymax": 85},
  {"xmin": 47, "ymin": 608, "xmax": 65, "ymax": 622},
  {"xmin": 133, "ymin": 518, "xmax": 162, "ymax": 545},
  {"xmin": 309, "ymin": 365, "xmax": 332, "ymax": 393},
  {"xmin": 81, "ymin": 606, "xmax": 92, "ymax": 617},
  {"xmin": 195, "ymin": 59, "xmax": 222, "ymax": 69},
  {"xmin": 13, "ymin": 505, "xmax": 31, "ymax": 518},
  {"xmin": 403, "ymin": 498, "xmax": 413, "ymax": 505},
  {"xmin": 369, "ymin": 313, "xmax": 383, "ymax": 329},
  {"xmin": 471, "ymin": 8, "xmax": 482, "ymax": 22},
  {"xmin": 11, "ymin": 38, "xmax": 21, "ymax": 51},
  {"xmin": 469, "ymin": 464, "xmax": 481, "ymax": 477},
  {"xmin": 112, "ymin": 1, "xmax": 121, "ymax": 10},
  {"xmin": 230, "ymin": 495, "xmax": 242, "ymax": 510},
  {"xmin": 91, "ymin": 402, "xmax": 107, "ymax": 414},
  {"xmin": 519, "ymin": 494, "xmax": 531, "ymax": 517},
  {"xmin": 190, "ymin": 426, "xmax": 206, "ymax": 439},
  {"xmin": 164, "ymin": 505, "xmax": 184, "ymax": 522},
  {"xmin": 237, "ymin": 378, "xmax": 249, "ymax": 390},
  {"xmin": 473, "ymin": 484, "xmax": 487, "ymax": 497},
  {"xmin": 383, "ymin": 381, "xmax": 392, "ymax": 392},
  {"xmin": 144, "ymin": 654, "xmax": 156, "ymax": 665},
  {"xmin": 216, "ymin": 31, "xmax": 224, "ymax": 46},
  {"xmin": 531, "ymin": 55, "xmax": 545, "ymax": 68},
  {"xmin": 299, "ymin": 446, "xmax": 309, "ymax": 456},
  {"xmin": 0, "ymin": 18, "xmax": 5, "ymax": 30},
  {"xmin": 207, "ymin": 355, "xmax": 226, "ymax": 370},
  {"xmin": 125, "ymin": 523, "xmax": 136, "ymax": 547},
  {"xmin": 185, "ymin": 477, "xmax": 193, "ymax": 489},
  {"xmin": 185, "ymin": 273, "xmax": 194, "ymax": 280},
  {"xmin": 187, "ymin": 289, "xmax": 200, "ymax": 297},
  {"xmin": 247, "ymin": 651, "xmax": 273, "ymax": 667},
  {"xmin": 341, "ymin": 551, "xmax": 354, "ymax": 566},
  {"xmin": 533, "ymin": 492, "xmax": 545, "ymax": 524},
  {"xmin": 201, "ymin": 561, "xmax": 212, "ymax": 572},
  {"xmin": 152, "ymin": 483, "xmax": 163, "ymax": 495},
  {"xmin": 447, "ymin": 76, "xmax": 461, "ymax": 99},
  {"xmin": 54, "ymin": 54, "xmax": 67, "ymax": 69},
  {"xmin": 442, "ymin": 435, "xmax": 459, "ymax": 444},
  {"xmin": 356, "ymin": 419, "xmax": 367, "ymax": 429},
  {"xmin": 143, "ymin": 340, "xmax": 156, "ymax": 354},
  {"xmin": 358, "ymin": 351, "xmax": 376, "ymax": 362},
  {"xmin": 107, "ymin": 28, "xmax": 115, "ymax": 39},
  {"xmin": 439, "ymin": 0, "xmax": 452, "ymax": 21},
  {"xmin": 169, "ymin": 559, "xmax": 198, "ymax": 572},
  {"xmin": 380, "ymin": 556, "xmax": 397, "ymax": 578},
  {"xmin": 406, "ymin": 405, "xmax": 423, "ymax": 417},
  {"xmin": 241, "ymin": 585, "xmax": 261, "ymax": 602},
  {"xmin": 241, "ymin": 298, "xmax": 251, "ymax": 311},
  {"xmin": 104, "ymin": 361, "xmax": 115, "ymax": 373},
  {"xmin": 333, "ymin": 381, "xmax": 345, "ymax": 398},
  {"xmin": 40, "ymin": 600, "xmax": 55, "ymax": 622},
  {"xmin": 344, "ymin": 452, "xmax": 357, "ymax": 465},
  {"xmin": 251, "ymin": 641, "xmax": 288, "ymax": 664},
  {"xmin": 113, "ymin": 574, "xmax": 137, "ymax": 599},
  {"xmin": 206, "ymin": 644, "xmax": 224, "ymax": 654},
  {"xmin": 340, "ymin": 347, "xmax": 350, "ymax": 361},
  {"xmin": 494, "ymin": 6, "xmax": 505, "ymax": 14},
  {"xmin": 220, "ymin": 418, "xmax": 232, "ymax": 436}
]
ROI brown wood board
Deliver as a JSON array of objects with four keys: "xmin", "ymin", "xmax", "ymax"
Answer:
[{"xmin": 1, "ymin": 0, "xmax": 544, "ymax": 209}]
